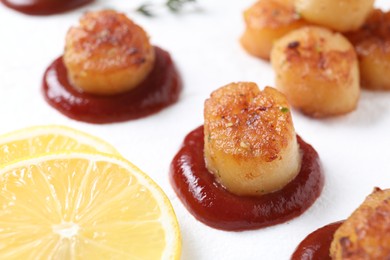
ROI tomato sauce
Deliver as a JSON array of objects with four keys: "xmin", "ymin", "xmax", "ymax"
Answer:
[
  {"xmin": 1, "ymin": 0, "xmax": 93, "ymax": 15},
  {"xmin": 291, "ymin": 221, "xmax": 343, "ymax": 260},
  {"xmin": 43, "ymin": 47, "xmax": 181, "ymax": 124},
  {"xmin": 170, "ymin": 126, "xmax": 324, "ymax": 231}
]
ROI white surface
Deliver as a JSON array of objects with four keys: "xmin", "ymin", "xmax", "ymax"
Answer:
[{"xmin": 1, "ymin": 0, "xmax": 390, "ymax": 259}]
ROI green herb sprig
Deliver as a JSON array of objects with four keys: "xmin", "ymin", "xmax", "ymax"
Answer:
[
  {"xmin": 166, "ymin": 0, "xmax": 196, "ymax": 12},
  {"xmin": 136, "ymin": 4, "xmax": 155, "ymax": 17},
  {"xmin": 136, "ymin": 0, "xmax": 199, "ymax": 17}
]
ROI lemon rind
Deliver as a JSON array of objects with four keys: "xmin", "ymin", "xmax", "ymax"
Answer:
[{"xmin": 0, "ymin": 125, "xmax": 119, "ymax": 156}]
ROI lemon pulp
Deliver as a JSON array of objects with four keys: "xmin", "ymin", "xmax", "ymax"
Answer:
[{"xmin": 0, "ymin": 153, "xmax": 181, "ymax": 259}]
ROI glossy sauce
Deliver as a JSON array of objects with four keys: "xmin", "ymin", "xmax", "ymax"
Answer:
[
  {"xmin": 170, "ymin": 126, "xmax": 324, "ymax": 231},
  {"xmin": 1, "ymin": 0, "xmax": 93, "ymax": 15},
  {"xmin": 43, "ymin": 47, "xmax": 181, "ymax": 124},
  {"xmin": 291, "ymin": 221, "xmax": 343, "ymax": 260}
]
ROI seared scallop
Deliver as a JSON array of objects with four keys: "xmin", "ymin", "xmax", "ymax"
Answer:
[
  {"xmin": 64, "ymin": 10, "xmax": 155, "ymax": 95},
  {"xmin": 241, "ymin": 0, "xmax": 308, "ymax": 60},
  {"xmin": 271, "ymin": 26, "xmax": 360, "ymax": 117},
  {"xmin": 330, "ymin": 188, "xmax": 390, "ymax": 259},
  {"xmin": 294, "ymin": 0, "xmax": 374, "ymax": 32},
  {"xmin": 345, "ymin": 9, "xmax": 390, "ymax": 90},
  {"xmin": 204, "ymin": 82, "xmax": 301, "ymax": 196}
]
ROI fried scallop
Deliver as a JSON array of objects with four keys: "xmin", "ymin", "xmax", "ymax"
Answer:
[
  {"xmin": 204, "ymin": 82, "xmax": 301, "ymax": 196},
  {"xmin": 240, "ymin": 0, "xmax": 308, "ymax": 60},
  {"xmin": 271, "ymin": 26, "xmax": 360, "ymax": 117},
  {"xmin": 345, "ymin": 9, "xmax": 390, "ymax": 90},
  {"xmin": 294, "ymin": 0, "xmax": 374, "ymax": 32},
  {"xmin": 330, "ymin": 188, "xmax": 390, "ymax": 259},
  {"xmin": 63, "ymin": 10, "xmax": 155, "ymax": 95}
]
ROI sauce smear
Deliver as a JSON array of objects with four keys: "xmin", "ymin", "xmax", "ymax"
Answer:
[
  {"xmin": 170, "ymin": 126, "xmax": 324, "ymax": 231},
  {"xmin": 43, "ymin": 47, "xmax": 181, "ymax": 124},
  {"xmin": 1, "ymin": 0, "xmax": 93, "ymax": 15},
  {"xmin": 291, "ymin": 221, "xmax": 343, "ymax": 260}
]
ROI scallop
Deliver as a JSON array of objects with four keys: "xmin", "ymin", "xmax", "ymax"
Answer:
[
  {"xmin": 330, "ymin": 188, "xmax": 390, "ymax": 259},
  {"xmin": 271, "ymin": 26, "xmax": 360, "ymax": 117},
  {"xmin": 204, "ymin": 82, "xmax": 301, "ymax": 196},
  {"xmin": 294, "ymin": 0, "xmax": 374, "ymax": 32},
  {"xmin": 240, "ymin": 0, "xmax": 308, "ymax": 60},
  {"xmin": 345, "ymin": 9, "xmax": 390, "ymax": 90},
  {"xmin": 63, "ymin": 10, "xmax": 155, "ymax": 95}
]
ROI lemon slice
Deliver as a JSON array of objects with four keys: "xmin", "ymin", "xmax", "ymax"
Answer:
[
  {"xmin": 0, "ymin": 152, "xmax": 181, "ymax": 259},
  {"xmin": 0, "ymin": 125, "xmax": 119, "ymax": 165}
]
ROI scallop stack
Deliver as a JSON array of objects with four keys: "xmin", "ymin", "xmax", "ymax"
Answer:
[{"xmin": 241, "ymin": 0, "xmax": 389, "ymax": 118}]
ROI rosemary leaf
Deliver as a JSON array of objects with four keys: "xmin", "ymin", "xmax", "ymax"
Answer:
[
  {"xmin": 166, "ymin": 0, "xmax": 181, "ymax": 13},
  {"xmin": 136, "ymin": 0, "xmax": 198, "ymax": 17},
  {"xmin": 136, "ymin": 3, "xmax": 154, "ymax": 17}
]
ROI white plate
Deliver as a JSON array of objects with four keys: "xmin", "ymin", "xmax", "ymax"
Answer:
[{"xmin": 1, "ymin": 0, "xmax": 390, "ymax": 259}]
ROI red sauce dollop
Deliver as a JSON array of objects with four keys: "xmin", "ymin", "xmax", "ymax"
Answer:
[
  {"xmin": 42, "ymin": 47, "xmax": 181, "ymax": 124},
  {"xmin": 170, "ymin": 126, "xmax": 324, "ymax": 231},
  {"xmin": 1, "ymin": 0, "xmax": 93, "ymax": 15},
  {"xmin": 291, "ymin": 221, "xmax": 343, "ymax": 260}
]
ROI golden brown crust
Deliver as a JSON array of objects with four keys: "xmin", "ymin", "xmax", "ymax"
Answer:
[
  {"xmin": 244, "ymin": 0, "xmax": 299, "ymax": 29},
  {"xmin": 63, "ymin": 10, "xmax": 155, "ymax": 95},
  {"xmin": 294, "ymin": 0, "xmax": 374, "ymax": 32},
  {"xmin": 281, "ymin": 30, "xmax": 356, "ymax": 85},
  {"xmin": 203, "ymin": 82, "xmax": 301, "ymax": 196},
  {"xmin": 204, "ymin": 83, "xmax": 293, "ymax": 161},
  {"xmin": 330, "ymin": 188, "xmax": 390, "ymax": 260},
  {"xmin": 65, "ymin": 10, "xmax": 153, "ymax": 73},
  {"xmin": 240, "ymin": 0, "xmax": 308, "ymax": 59},
  {"xmin": 346, "ymin": 9, "xmax": 390, "ymax": 54},
  {"xmin": 345, "ymin": 9, "xmax": 390, "ymax": 90},
  {"xmin": 271, "ymin": 26, "xmax": 360, "ymax": 117}
]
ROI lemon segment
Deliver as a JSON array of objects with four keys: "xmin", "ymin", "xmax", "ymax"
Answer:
[
  {"xmin": 0, "ymin": 125, "xmax": 119, "ymax": 166},
  {"xmin": 0, "ymin": 152, "xmax": 181, "ymax": 260}
]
